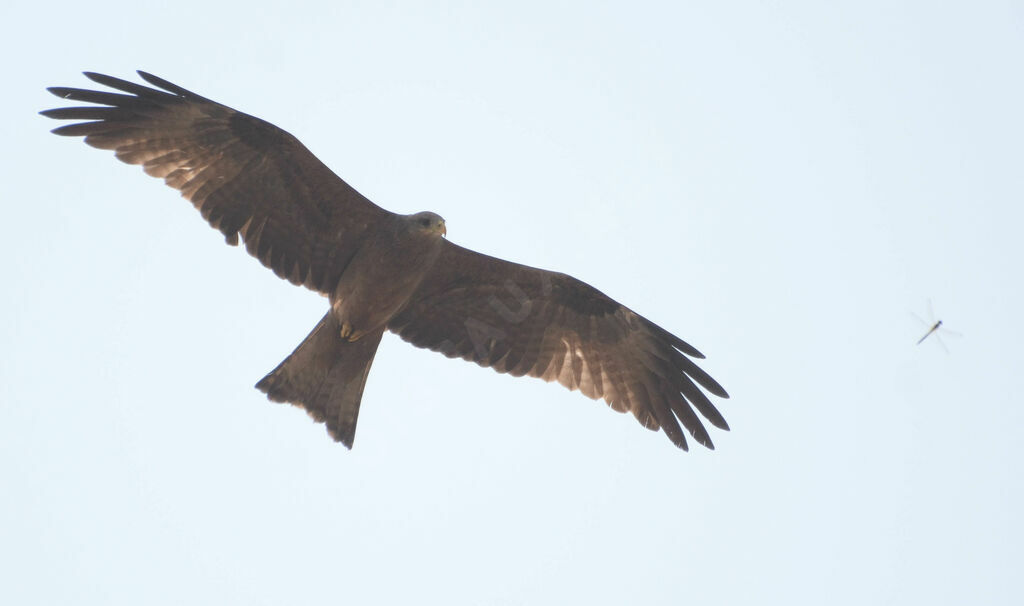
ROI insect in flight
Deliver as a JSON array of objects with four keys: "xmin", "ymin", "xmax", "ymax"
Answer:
[
  {"xmin": 916, "ymin": 320, "xmax": 944, "ymax": 345},
  {"xmin": 912, "ymin": 300, "xmax": 961, "ymax": 351}
]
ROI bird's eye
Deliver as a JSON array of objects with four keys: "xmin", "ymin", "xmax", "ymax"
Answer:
[{"xmin": 420, "ymin": 218, "xmax": 430, "ymax": 227}]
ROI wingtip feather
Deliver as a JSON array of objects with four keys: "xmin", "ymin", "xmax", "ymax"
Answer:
[
  {"xmin": 45, "ymin": 86, "xmax": 76, "ymax": 100},
  {"xmin": 135, "ymin": 70, "xmax": 204, "ymax": 100}
]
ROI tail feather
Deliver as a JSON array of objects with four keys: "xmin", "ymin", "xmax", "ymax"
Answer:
[{"xmin": 256, "ymin": 313, "xmax": 384, "ymax": 448}]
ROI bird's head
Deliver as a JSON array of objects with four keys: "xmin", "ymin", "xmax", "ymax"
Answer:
[{"xmin": 408, "ymin": 211, "xmax": 447, "ymax": 237}]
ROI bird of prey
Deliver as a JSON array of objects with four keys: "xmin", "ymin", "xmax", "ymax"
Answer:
[{"xmin": 42, "ymin": 71, "xmax": 730, "ymax": 451}]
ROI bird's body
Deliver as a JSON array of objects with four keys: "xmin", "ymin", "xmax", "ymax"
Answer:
[
  {"xmin": 331, "ymin": 212, "xmax": 447, "ymax": 341},
  {"xmin": 43, "ymin": 71, "xmax": 730, "ymax": 451}
]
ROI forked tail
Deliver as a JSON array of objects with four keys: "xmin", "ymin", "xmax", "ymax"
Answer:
[{"xmin": 256, "ymin": 313, "xmax": 384, "ymax": 448}]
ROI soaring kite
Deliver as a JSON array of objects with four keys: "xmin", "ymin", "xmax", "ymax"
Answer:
[{"xmin": 43, "ymin": 72, "xmax": 730, "ymax": 450}]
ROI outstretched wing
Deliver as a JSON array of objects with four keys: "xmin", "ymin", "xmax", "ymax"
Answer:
[
  {"xmin": 388, "ymin": 241, "xmax": 730, "ymax": 451},
  {"xmin": 42, "ymin": 71, "xmax": 391, "ymax": 293}
]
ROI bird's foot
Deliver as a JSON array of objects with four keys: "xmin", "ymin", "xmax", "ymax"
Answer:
[{"xmin": 339, "ymin": 321, "xmax": 362, "ymax": 342}]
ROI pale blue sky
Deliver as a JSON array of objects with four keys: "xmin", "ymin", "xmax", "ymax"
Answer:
[{"xmin": 3, "ymin": 2, "xmax": 1022, "ymax": 604}]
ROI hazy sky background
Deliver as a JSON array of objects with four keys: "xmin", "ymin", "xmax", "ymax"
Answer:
[{"xmin": 3, "ymin": 2, "xmax": 1022, "ymax": 604}]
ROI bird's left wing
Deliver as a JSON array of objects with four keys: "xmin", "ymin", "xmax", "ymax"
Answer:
[
  {"xmin": 388, "ymin": 241, "xmax": 730, "ymax": 451},
  {"xmin": 42, "ymin": 71, "xmax": 391, "ymax": 294}
]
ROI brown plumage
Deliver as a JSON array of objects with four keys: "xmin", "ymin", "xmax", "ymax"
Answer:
[{"xmin": 42, "ymin": 71, "xmax": 730, "ymax": 451}]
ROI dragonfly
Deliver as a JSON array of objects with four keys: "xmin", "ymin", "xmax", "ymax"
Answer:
[
  {"xmin": 916, "ymin": 320, "xmax": 945, "ymax": 345},
  {"xmin": 912, "ymin": 300, "xmax": 962, "ymax": 351}
]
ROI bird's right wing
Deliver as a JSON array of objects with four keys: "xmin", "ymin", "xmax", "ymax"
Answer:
[{"xmin": 42, "ymin": 71, "xmax": 391, "ymax": 294}]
